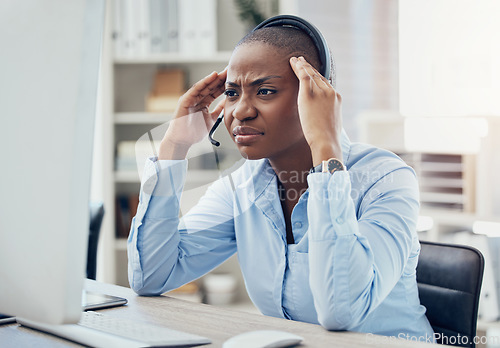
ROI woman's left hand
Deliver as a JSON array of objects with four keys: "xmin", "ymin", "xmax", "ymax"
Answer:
[{"xmin": 290, "ymin": 56, "xmax": 343, "ymax": 165}]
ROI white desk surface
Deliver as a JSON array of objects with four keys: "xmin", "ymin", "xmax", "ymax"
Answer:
[{"xmin": 0, "ymin": 279, "xmax": 442, "ymax": 347}]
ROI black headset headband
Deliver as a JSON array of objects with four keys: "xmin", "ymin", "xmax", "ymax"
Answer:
[{"xmin": 252, "ymin": 15, "xmax": 331, "ymax": 80}]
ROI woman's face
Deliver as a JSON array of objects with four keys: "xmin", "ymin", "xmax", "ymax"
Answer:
[{"xmin": 224, "ymin": 42, "xmax": 306, "ymax": 161}]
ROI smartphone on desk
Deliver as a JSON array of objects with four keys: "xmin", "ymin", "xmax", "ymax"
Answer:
[
  {"xmin": 0, "ymin": 291, "xmax": 127, "ymax": 325},
  {"xmin": 0, "ymin": 313, "xmax": 16, "ymax": 325}
]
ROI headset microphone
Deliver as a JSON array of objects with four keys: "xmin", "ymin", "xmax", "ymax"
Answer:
[{"xmin": 208, "ymin": 111, "xmax": 224, "ymax": 147}]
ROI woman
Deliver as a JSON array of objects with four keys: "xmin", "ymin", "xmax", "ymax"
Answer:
[{"xmin": 128, "ymin": 16, "xmax": 434, "ymax": 340}]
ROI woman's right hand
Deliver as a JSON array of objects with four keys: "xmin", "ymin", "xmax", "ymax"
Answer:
[{"xmin": 158, "ymin": 69, "xmax": 227, "ymax": 160}]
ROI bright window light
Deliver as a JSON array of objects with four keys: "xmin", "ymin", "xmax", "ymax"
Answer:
[
  {"xmin": 417, "ymin": 215, "xmax": 434, "ymax": 232},
  {"xmin": 473, "ymin": 221, "xmax": 500, "ymax": 237},
  {"xmin": 399, "ymin": 0, "xmax": 500, "ymax": 117},
  {"xmin": 404, "ymin": 117, "xmax": 488, "ymax": 154}
]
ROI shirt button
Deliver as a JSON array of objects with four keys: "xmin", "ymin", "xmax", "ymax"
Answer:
[
  {"xmin": 336, "ymin": 217, "xmax": 344, "ymax": 224},
  {"xmin": 294, "ymin": 222, "xmax": 303, "ymax": 229}
]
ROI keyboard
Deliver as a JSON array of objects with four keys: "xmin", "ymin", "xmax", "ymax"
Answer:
[{"xmin": 17, "ymin": 311, "xmax": 211, "ymax": 347}]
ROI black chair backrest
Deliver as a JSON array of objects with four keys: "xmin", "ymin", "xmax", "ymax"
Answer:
[
  {"xmin": 87, "ymin": 202, "xmax": 104, "ymax": 280},
  {"xmin": 417, "ymin": 241, "xmax": 484, "ymax": 348}
]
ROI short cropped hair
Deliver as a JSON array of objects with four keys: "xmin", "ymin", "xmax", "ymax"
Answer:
[{"xmin": 236, "ymin": 26, "xmax": 336, "ymax": 87}]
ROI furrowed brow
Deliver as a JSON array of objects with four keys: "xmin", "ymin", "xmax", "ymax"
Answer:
[
  {"xmin": 249, "ymin": 76, "xmax": 281, "ymax": 86},
  {"xmin": 225, "ymin": 75, "xmax": 282, "ymax": 88}
]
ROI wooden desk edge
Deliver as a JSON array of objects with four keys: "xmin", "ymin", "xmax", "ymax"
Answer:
[{"xmin": 0, "ymin": 280, "xmax": 443, "ymax": 347}]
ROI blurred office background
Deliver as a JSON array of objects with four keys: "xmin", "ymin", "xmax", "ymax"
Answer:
[{"xmin": 90, "ymin": 0, "xmax": 500, "ymax": 342}]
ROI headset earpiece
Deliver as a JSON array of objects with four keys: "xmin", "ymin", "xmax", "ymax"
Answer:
[{"xmin": 252, "ymin": 15, "xmax": 332, "ymax": 82}]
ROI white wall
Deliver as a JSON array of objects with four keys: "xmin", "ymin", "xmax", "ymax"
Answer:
[{"xmin": 295, "ymin": 0, "xmax": 399, "ymax": 141}]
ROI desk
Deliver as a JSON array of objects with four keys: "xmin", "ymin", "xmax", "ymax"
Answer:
[{"xmin": 0, "ymin": 280, "xmax": 441, "ymax": 347}]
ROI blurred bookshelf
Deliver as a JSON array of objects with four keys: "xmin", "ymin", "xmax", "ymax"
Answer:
[{"xmin": 98, "ymin": 0, "xmax": 276, "ymax": 311}]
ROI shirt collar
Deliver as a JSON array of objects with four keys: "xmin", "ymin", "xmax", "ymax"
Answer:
[{"xmin": 238, "ymin": 129, "xmax": 352, "ymax": 203}]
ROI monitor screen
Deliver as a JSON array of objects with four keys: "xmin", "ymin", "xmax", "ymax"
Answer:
[{"xmin": 0, "ymin": 0, "xmax": 105, "ymax": 325}]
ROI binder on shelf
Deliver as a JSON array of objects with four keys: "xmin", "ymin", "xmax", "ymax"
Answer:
[
  {"xmin": 179, "ymin": 0, "xmax": 216, "ymax": 55},
  {"xmin": 178, "ymin": 0, "xmax": 197, "ymax": 56},
  {"xmin": 121, "ymin": 0, "xmax": 134, "ymax": 57},
  {"xmin": 115, "ymin": 0, "xmax": 151, "ymax": 57},
  {"xmin": 111, "ymin": 0, "xmax": 123, "ymax": 57},
  {"xmin": 195, "ymin": 0, "xmax": 216, "ymax": 56},
  {"xmin": 179, "ymin": 0, "xmax": 216, "ymax": 56},
  {"xmin": 149, "ymin": 0, "xmax": 164, "ymax": 53},
  {"xmin": 165, "ymin": 0, "xmax": 179, "ymax": 52},
  {"xmin": 156, "ymin": 0, "xmax": 179, "ymax": 53},
  {"xmin": 149, "ymin": 0, "xmax": 179, "ymax": 54},
  {"xmin": 136, "ymin": 1, "xmax": 150, "ymax": 56},
  {"xmin": 114, "ymin": 0, "xmax": 215, "ymax": 57}
]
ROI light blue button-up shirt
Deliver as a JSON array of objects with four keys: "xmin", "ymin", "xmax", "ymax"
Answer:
[{"xmin": 128, "ymin": 132, "xmax": 434, "ymax": 340}]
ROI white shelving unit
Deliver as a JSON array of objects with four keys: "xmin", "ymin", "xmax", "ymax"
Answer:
[{"xmin": 357, "ymin": 111, "xmax": 500, "ymax": 240}]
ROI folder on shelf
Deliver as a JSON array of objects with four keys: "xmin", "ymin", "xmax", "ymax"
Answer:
[
  {"xmin": 111, "ymin": 0, "xmax": 124, "ymax": 57},
  {"xmin": 179, "ymin": 0, "xmax": 217, "ymax": 56},
  {"xmin": 136, "ymin": 1, "xmax": 150, "ymax": 56},
  {"xmin": 149, "ymin": 0, "xmax": 162, "ymax": 53},
  {"xmin": 121, "ymin": 0, "xmax": 137, "ymax": 57},
  {"xmin": 115, "ymin": 0, "xmax": 216, "ymax": 57},
  {"xmin": 196, "ymin": 0, "xmax": 216, "ymax": 56},
  {"xmin": 165, "ymin": 0, "xmax": 179, "ymax": 52}
]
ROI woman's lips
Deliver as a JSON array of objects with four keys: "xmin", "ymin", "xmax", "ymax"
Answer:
[{"xmin": 232, "ymin": 126, "xmax": 264, "ymax": 144}]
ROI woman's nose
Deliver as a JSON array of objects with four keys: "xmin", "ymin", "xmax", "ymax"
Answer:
[{"xmin": 232, "ymin": 97, "xmax": 257, "ymax": 122}]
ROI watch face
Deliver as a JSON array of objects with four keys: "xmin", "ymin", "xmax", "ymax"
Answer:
[{"xmin": 327, "ymin": 159, "xmax": 345, "ymax": 174}]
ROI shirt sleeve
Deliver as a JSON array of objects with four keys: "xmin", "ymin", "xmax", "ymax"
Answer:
[
  {"xmin": 127, "ymin": 157, "xmax": 237, "ymax": 295},
  {"xmin": 306, "ymin": 167, "xmax": 419, "ymax": 330}
]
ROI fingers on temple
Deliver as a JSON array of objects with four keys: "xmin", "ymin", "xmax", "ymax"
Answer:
[
  {"xmin": 196, "ymin": 87, "xmax": 224, "ymax": 108},
  {"xmin": 291, "ymin": 56, "xmax": 334, "ymax": 94},
  {"xmin": 187, "ymin": 71, "xmax": 226, "ymax": 105}
]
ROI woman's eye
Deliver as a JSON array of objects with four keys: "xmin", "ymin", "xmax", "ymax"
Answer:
[
  {"xmin": 224, "ymin": 90, "xmax": 238, "ymax": 97},
  {"xmin": 257, "ymin": 88, "xmax": 276, "ymax": 96}
]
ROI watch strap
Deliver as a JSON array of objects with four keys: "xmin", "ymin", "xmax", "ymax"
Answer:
[{"xmin": 310, "ymin": 158, "xmax": 345, "ymax": 174}]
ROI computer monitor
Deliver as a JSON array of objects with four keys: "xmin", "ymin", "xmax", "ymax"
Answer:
[{"xmin": 0, "ymin": 0, "xmax": 105, "ymax": 325}]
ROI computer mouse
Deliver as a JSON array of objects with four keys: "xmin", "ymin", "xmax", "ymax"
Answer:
[{"xmin": 222, "ymin": 330, "xmax": 304, "ymax": 348}]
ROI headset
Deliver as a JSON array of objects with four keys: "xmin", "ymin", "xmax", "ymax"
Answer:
[{"xmin": 208, "ymin": 14, "xmax": 332, "ymax": 147}]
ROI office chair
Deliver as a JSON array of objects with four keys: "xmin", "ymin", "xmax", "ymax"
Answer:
[
  {"xmin": 87, "ymin": 202, "xmax": 104, "ymax": 280},
  {"xmin": 417, "ymin": 241, "xmax": 484, "ymax": 348}
]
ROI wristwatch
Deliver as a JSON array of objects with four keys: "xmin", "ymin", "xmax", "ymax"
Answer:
[{"xmin": 310, "ymin": 158, "xmax": 345, "ymax": 174}]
